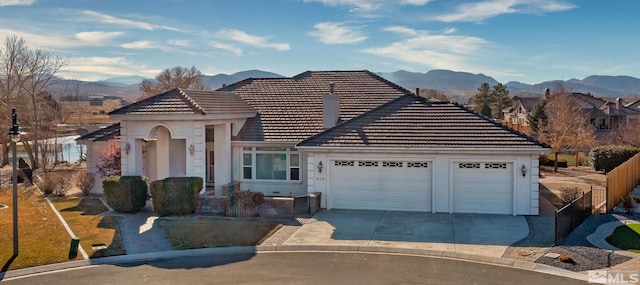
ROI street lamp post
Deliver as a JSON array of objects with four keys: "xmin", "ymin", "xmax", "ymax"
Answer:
[{"xmin": 9, "ymin": 108, "xmax": 21, "ymax": 257}]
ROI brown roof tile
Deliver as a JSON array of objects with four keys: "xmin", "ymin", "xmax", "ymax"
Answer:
[
  {"xmin": 109, "ymin": 88, "xmax": 254, "ymax": 115},
  {"xmin": 221, "ymin": 70, "xmax": 412, "ymax": 142},
  {"xmin": 76, "ymin": 123, "xmax": 120, "ymax": 142},
  {"xmin": 297, "ymin": 95, "xmax": 549, "ymax": 149}
]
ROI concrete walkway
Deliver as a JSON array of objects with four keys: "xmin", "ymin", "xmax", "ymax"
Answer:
[{"xmin": 116, "ymin": 200, "xmax": 173, "ymax": 254}]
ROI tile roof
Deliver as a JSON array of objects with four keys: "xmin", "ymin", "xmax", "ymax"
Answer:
[
  {"xmin": 220, "ymin": 70, "xmax": 412, "ymax": 142},
  {"xmin": 109, "ymin": 88, "xmax": 254, "ymax": 115},
  {"xmin": 76, "ymin": 123, "xmax": 120, "ymax": 142},
  {"xmin": 297, "ymin": 95, "xmax": 548, "ymax": 149}
]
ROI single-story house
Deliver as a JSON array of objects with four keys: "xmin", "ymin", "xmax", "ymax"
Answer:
[{"xmin": 77, "ymin": 70, "xmax": 549, "ymax": 215}]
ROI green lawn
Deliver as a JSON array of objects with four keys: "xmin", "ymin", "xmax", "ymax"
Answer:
[
  {"xmin": 50, "ymin": 197, "xmax": 126, "ymax": 258},
  {"xmin": 606, "ymin": 224, "xmax": 640, "ymax": 253},
  {"xmin": 157, "ymin": 218, "xmax": 282, "ymax": 250}
]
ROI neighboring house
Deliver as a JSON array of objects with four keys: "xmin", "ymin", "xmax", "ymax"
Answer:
[
  {"xmin": 502, "ymin": 95, "xmax": 543, "ymax": 133},
  {"xmin": 502, "ymin": 92, "xmax": 639, "ymax": 132},
  {"xmin": 78, "ymin": 70, "xmax": 549, "ymax": 215}
]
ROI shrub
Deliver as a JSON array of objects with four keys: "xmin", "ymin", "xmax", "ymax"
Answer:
[
  {"xmin": 225, "ymin": 189, "xmax": 265, "ymax": 217},
  {"xmin": 75, "ymin": 172, "xmax": 95, "ymax": 196},
  {"xmin": 41, "ymin": 172, "xmax": 73, "ymax": 196},
  {"xmin": 538, "ymin": 154, "xmax": 550, "ymax": 166},
  {"xmin": 589, "ymin": 145, "xmax": 640, "ymax": 173},
  {"xmin": 96, "ymin": 140, "xmax": 121, "ymax": 178},
  {"xmin": 621, "ymin": 193, "xmax": 637, "ymax": 214},
  {"xmin": 541, "ymin": 158, "xmax": 568, "ymax": 168},
  {"xmin": 560, "ymin": 187, "xmax": 581, "ymax": 205},
  {"xmin": 40, "ymin": 172, "xmax": 61, "ymax": 194},
  {"xmin": 557, "ymin": 255, "xmax": 575, "ymax": 264},
  {"xmin": 150, "ymin": 177, "xmax": 203, "ymax": 216},
  {"xmin": 103, "ymin": 176, "xmax": 148, "ymax": 213}
]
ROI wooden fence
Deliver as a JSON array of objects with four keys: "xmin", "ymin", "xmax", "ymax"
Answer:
[{"xmin": 606, "ymin": 152, "xmax": 640, "ymax": 212}]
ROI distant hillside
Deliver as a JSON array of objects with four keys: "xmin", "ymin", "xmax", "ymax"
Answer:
[
  {"xmin": 377, "ymin": 70, "xmax": 498, "ymax": 92},
  {"xmin": 51, "ymin": 69, "xmax": 640, "ymax": 102},
  {"xmin": 203, "ymin": 70, "xmax": 284, "ymax": 89}
]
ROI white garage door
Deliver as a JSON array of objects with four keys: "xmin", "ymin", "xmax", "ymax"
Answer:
[
  {"xmin": 452, "ymin": 162, "xmax": 513, "ymax": 214},
  {"xmin": 329, "ymin": 160, "xmax": 432, "ymax": 212}
]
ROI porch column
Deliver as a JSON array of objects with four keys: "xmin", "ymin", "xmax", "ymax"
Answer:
[
  {"xmin": 156, "ymin": 126, "xmax": 171, "ymax": 180},
  {"xmin": 213, "ymin": 123, "xmax": 232, "ymax": 196}
]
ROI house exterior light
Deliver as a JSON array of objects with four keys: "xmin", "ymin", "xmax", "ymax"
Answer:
[
  {"xmin": 317, "ymin": 161, "xmax": 323, "ymax": 173},
  {"xmin": 521, "ymin": 164, "xmax": 527, "ymax": 177}
]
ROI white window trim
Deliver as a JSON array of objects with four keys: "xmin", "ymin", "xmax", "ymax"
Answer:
[{"xmin": 241, "ymin": 146, "xmax": 301, "ymax": 182}]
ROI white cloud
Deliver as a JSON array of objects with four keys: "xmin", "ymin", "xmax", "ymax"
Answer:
[
  {"xmin": 63, "ymin": 56, "xmax": 160, "ymax": 80},
  {"xmin": 0, "ymin": 0, "xmax": 35, "ymax": 6},
  {"xmin": 209, "ymin": 42, "xmax": 243, "ymax": 56},
  {"xmin": 215, "ymin": 29, "xmax": 290, "ymax": 51},
  {"xmin": 308, "ymin": 22, "xmax": 367, "ymax": 44},
  {"xmin": 383, "ymin": 26, "xmax": 418, "ymax": 36},
  {"xmin": 303, "ymin": 0, "xmax": 381, "ymax": 12},
  {"xmin": 443, "ymin": 27, "xmax": 457, "ymax": 34},
  {"xmin": 80, "ymin": 10, "xmax": 182, "ymax": 32},
  {"xmin": 75, "ymin": 31, "xmax": 123, "ymax": 45},
  {"xmin": 400, "ymin": 0, "xmax": 429, "ymax": 5},
  {"xmin": 121, "ymin": 41, "xmax": 155, "ymax": 49},
  {"xmin": 363, "ymin": 28, "xmax": 488, "ymax": 72},
  {"xmin": 166, "ymin": 39, "xmax": 190, "ymax": 47},
  {"xmin": 435, "ymin": 0, "xmax": 576, "ymax": 22}
]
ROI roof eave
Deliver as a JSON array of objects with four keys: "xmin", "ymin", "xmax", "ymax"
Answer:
[{"xmin": 295, "ymin": 145, "xmax": 551, "ymax": 154}]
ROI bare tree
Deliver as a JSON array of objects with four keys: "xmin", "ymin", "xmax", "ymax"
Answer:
[
  {"xmin": 538, "ymin": 91, "xmax": 596, "ymax": 171},
  {"xmin": 0, "ymin": 35, "xmax": 67, "ymax": 169},
  {"xmin": 139, "ymin": 66, "xmax": 209, "ymax": 100}
]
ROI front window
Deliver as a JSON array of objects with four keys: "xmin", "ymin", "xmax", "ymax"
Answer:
[{"xmin": 242, "ymin": 147, "xmax": 301, "ymax": 181}]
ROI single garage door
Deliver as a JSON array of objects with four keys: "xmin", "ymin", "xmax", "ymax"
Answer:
[
  {"xmin": 452, "ymin": 162, "xmax": 513, "ymax": 214},
  {"xmin": 329, "ymin": 159, "xmax": 432, "ymax": 212}
]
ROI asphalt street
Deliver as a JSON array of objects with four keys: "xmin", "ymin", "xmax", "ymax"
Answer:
[{"xmin": 2, "ymin": 252, "xmax": 587, "ymax": 285}]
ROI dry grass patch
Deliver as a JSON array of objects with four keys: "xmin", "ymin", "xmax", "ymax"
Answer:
[
  {"xmin": 50, "ymin": 197, "xmax": 126, "ymax": 258},
  {"xmin": 0, "ymin": 186, "xmax": 82, "ymax": 270},
  {"xmin": 157, "ymin": 218, "xmax": 282, "ymax": 250}
]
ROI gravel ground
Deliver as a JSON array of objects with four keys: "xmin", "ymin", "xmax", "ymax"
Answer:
[{"xmin": 535, "ymin": 212, "xmax": 639, "ymax": 272}]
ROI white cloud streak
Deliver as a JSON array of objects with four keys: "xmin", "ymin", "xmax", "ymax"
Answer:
[
  {"xmin": 75, "ymin": 31, "xmax": 123, "ymax": 45},
  {"xmin": 215, "ymin": 29, "xmax": 290, "ymax": 51},
  {"xmin": 0, "ymin": 0, "xmax": 35, "ymax": 6},
  {"xmin": 63, "ymin": 56, "xmax": 160, "ymax": 79},
  {"xmin": 363, "ymin": 27, "xmax": 488, "ymax": 72},
  {"xmin": 400, "ymin": 0, "xmax": 429, "ymax": 5},
  {"xmin": 209, "ymin": 42, "xmax": 243, "ymax": 56},
  {"xmin": 308, "ymin": 22, "xmax": 367, "ymax": 44},
  {"xmin": 80, "ymin": 10, "xmax": 182, "ymax": 32},
  {"xmin": 435, "ymin": 0, "xmax": 576, "ymax": 22}
]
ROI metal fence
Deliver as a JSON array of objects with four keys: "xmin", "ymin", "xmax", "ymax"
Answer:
[{"xmin": 555, "ymin": 190, "xmax": 593, "ymax": 245}]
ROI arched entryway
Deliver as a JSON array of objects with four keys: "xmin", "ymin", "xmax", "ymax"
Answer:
[{"xmin": 141, "ymin": 125, "xmax": 186, "ymax": 181}]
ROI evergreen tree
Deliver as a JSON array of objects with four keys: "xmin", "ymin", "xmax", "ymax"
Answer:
[
  {"xmin": 527, "ymin": 101, "xmax": 547, "ymax": 137},
  {"xmin": 473, "ymin": 83, "xmax": 492, "ymax": 115},
  {"xmin": 491, "ymin": 83, "xmax": 511, "ymax": 119}
]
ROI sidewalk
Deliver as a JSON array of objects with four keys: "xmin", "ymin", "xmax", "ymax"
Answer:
[{"xmin": 115, "ymin": 200, "xmax": 173, "ymax": 254}]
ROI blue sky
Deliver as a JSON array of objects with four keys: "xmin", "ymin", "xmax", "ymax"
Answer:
[{"xmin": 0, "ymin": 0, "xmax": 638, "ymax": 84}]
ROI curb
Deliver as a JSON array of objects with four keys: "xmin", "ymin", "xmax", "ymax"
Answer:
[{"xmin": 1, "ymin": 245, "xmax": 587, "ymax": 282}]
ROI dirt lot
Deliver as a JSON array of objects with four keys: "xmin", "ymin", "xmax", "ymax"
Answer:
[{"xmin": 539, "ymin": 165, "xmax": 606, "ymax": 210}]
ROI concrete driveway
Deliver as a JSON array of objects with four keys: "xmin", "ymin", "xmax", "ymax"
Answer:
[{"xmin": 283, "ymin": 210, "xmax": 529, "ymax": 257}]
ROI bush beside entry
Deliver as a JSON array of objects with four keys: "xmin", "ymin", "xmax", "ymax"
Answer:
[
  {"xmin": 103, "ymin": 176, "xmax": 149, "ymax": 213},
  {"xmin": 150, "ymin": 177, "xmax": 203, "ymax": 216}
]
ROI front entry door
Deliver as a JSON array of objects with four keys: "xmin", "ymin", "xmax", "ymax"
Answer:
[{"xmin": 206, "ymin": 148, "xmax": 215, "ymax": 187}]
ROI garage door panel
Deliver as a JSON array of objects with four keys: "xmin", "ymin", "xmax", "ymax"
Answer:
[
  {"xmin": 330, "ymin": 159, "xmax": 432, "ymax": 212},
  {"xmin": 453, "ymin": 162, "xmax": 513, "ymax": 215}
]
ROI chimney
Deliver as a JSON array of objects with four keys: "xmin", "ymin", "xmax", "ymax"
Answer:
[
  {"xmin": 544, "ymin": 88, "xmax": 551, "ymax": 100},
  {"xmin": 616, "ymin": 98, "xmax": 621, "ymax": 109},
  {"xmin": 323, "ymin": 82, "xmax": 340, "ymax": 129}
]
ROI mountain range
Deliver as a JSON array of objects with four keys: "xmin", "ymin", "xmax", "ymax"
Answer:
[{"xmin": 56, "ymin": 69, "xmax": 640, "ymax": 102}]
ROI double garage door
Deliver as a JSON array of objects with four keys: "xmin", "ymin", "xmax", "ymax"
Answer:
[{"xmin": 328, "ymin": 159, "xmax": 514, "ymax": 214}]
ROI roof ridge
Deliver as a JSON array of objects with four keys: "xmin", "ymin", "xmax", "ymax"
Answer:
[
  {"xmin": 297, "ymin": 94, "xmax": 421, "ymax": 146},
  {"xmin": 177, "ymin": 88, "xmax": 206, "ymax": 115}
]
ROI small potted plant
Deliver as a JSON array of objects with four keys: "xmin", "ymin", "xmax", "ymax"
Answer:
[{"xmin": 621, "ymin": 193, "xmax": 636, "ymax": 215}]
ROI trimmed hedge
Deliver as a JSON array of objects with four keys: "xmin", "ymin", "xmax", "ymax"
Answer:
[
  {"xmin": 103, "ymin": 176, "xmax": 148, "ymax": 213},
  {"xmin": 540, "ymin": 158, "xmax": 568, "ymax": 168},
  {"xmin": 150, "ymin": 177, "xmax": 203, "ymax": 216},
  {"xmin": 589, "ymin": 145, "xmax": 640, "ymax": 173}
]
